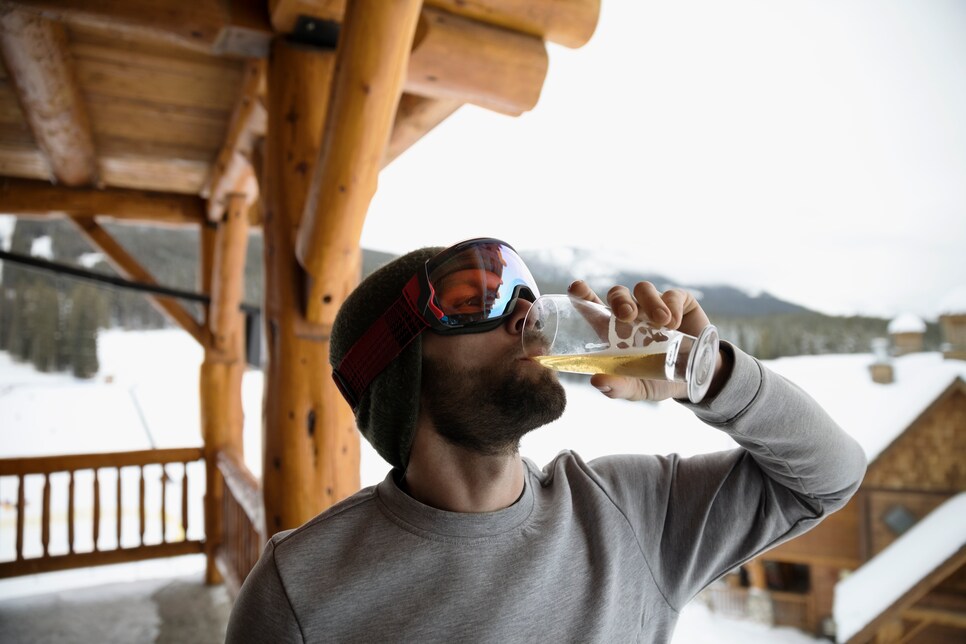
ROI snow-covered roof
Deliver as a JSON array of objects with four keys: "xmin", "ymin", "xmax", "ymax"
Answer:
[
  {"xmin": 887, "ymin": 313, "xmax": 926, "ymax": 334},
  {"xmin": 833, "ymin": 492, "xmax": 966, "ymax": 643},
  {"xmin": 765, "ymin": 351, "xmax": 966, "ymax": 463},
  {"xmin": 939, "ymin": 286, "xmax": 966, "ymax": 316}
]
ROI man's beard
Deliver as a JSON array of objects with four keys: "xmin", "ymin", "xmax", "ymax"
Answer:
[{"xmin": 420, "ymin": 346, "xmax": 566, "ymax": 456}]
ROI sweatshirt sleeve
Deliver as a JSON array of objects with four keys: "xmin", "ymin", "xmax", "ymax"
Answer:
[
  {"xmin": 589, "ymin": 342, "xmax": 867, "ymax": 611},
  {"xmin": 226, "ymin": 539, "xmax": 304, "ymax": 643}
]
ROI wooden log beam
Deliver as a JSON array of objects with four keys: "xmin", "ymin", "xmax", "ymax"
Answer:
[
  {"xmin": 262, "ymin": 37, "xmax": 359, "ymax": 535},
  {"xmin": 268, "ymin": 2, "xmax": 558, "ymax": 118},
  {"xmin": 406, "ymin": 6, "xmax": 548, "ymax": 116},
  {"xmin": 0, "ymin": 7, "xmax": 97, "ymax": 186},
  {"xmin": 269, "ymin": 0, "xmax": 600, "ymax": 48},
  {"xmin": 204, "ymin": 59, "xmax": 267, "ymax": 222},
  {"xmin": 296, "ymin": 0, "xmax": 422, "ymax": 325},
  {"xmin": 5, "ymin": 0, "xmax": 273, "ymax": 58},
  {"xmin": 68, "ymin": 214, "xmax": 205, "ymax": 344},
  {"xmin": 903, "ymin": 606, "xmax": 966, "ymax": 630},
  {"xmin": 382, "ymin": 94, "xmax": 462, "ymax": 168},
  {"xmin": 208, "ymin": 194, "xmax": 250, "ymax": 351},
  {"xmin": 425, "ymin": 0, "xmax": 600, "ymax": 49},
  {"xmin": 0, "ymin": 177, "xmax": 206, "ymax": 226}
]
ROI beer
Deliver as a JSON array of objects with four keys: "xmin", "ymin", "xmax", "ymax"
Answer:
[{"xmin": 532, "ymin": 350, "xmax": 670, "ymax": 380}]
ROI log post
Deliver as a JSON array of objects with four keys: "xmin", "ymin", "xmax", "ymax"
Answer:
[
  {"xmin": 209, "ymin": 194, "xmax": 251, "ymax": 350},
  {"xmin": 261, "ymin": 37, "xmax": 359, "ymax": 537},
  {"xmin": 746, "ymin": 558, "xmax": 768, "ymax": 590},
  {"xmin": 295, "ymin": 0, "xmax": 423, "ymax": 326},
  {"xmin": 198, "ymin": 196, "xmax": 248, "ymax": 584}
]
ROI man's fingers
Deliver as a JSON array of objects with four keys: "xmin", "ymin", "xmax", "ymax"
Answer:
[
  {"xmin": 605, "ymin": 285, "xmax": 638, "ymax": 321},
  {"xmin": 659, "ymin": 289, "xmax": 690, "ymax": 330},
  {"xmin": 630, "ymin": 282, "xmax": 670, "ymax": 326},
  {"xmin": 662, "ymin": 288, "xmax": 711, "ymax": 336},
  {"xmin": 568, "ymin": 280, "xmax": 604, "ymax": 305}
]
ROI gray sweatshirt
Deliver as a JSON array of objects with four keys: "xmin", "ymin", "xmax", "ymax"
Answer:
[{"xmin": 226, "ymin": 345, "xmax": 866, "ymax": 643}]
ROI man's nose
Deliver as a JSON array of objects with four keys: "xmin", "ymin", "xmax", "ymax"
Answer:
[{"xmin": 505, "ymin": 298, "xmax": 535, "ymax": 335}]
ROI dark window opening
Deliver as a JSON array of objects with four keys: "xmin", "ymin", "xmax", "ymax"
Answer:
[
  {"xmin": 883, "ymin": 505, "xmax": 917, "ymax": 536},
  {"xmin": 764, "ymin": 561, "xmax": 811, "ymax": 593}
]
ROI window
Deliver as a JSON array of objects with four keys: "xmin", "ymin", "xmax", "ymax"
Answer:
[{"xmin": 882, "ymin": 504, "xmax": 917, "ymax": 536}]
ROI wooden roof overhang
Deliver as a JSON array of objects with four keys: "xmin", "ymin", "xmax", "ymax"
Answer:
[
  {"xmin": 0, "ymin": 0, "xmax": 601, "ymax": 545},
  {"xmin": 0, "ymin": 0, "xmax": 598, "ymax": 214}
]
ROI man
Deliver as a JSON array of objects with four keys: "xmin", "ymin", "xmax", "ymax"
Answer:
[{"xmin": 227, "ymin": 238, "xmax": 866, "ymax": 643}]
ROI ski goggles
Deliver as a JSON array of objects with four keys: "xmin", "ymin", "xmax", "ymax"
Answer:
[{"xmin": 332, "ymin": 238, "xmax": 539, "ymax": 409}]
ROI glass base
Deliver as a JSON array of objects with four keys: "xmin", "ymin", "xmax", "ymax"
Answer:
[{"xmin": 686, "ymin": 324, "xmax": 719, "ymax": 403}]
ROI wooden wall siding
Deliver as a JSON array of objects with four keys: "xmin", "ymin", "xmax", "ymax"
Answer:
[
  {"xmin": 863, "ymin": 386, "xmax": 966, "ymax": 492},
  {"xmin": 805, "ymin": 564, "xmax": 841, "ymax": 635},
  {"xmin": 891, "ymin": 331, "xmax": 924, "ymax": 355},
  {"xmin": 941, "ymin": 315, "xmax": 966, "ymax": 360},
  {"xmin": 866, "ymin": 490, "xmax": 949, "ymax": 558},
  {"xmin": 758, "ymin": 497, "xmax": 862, "ymax": 568}
]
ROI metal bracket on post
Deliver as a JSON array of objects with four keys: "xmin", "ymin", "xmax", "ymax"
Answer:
[{"xmin": 290, "ymin": 16, "xmax": 340, "ymax": 49}]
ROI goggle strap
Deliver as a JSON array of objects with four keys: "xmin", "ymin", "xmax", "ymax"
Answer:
[{"xmin": 332, "ymin": 275, "xmax": 428, "ymax": 409}]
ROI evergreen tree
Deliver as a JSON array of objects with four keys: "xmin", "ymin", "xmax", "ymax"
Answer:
[
  {"xmin": 29, "ymin": 283, "xmax": 60, "ymax": 372},
  {"xmin": 68, "ymin": 283, "xmax": 107, "ymax": 378}
]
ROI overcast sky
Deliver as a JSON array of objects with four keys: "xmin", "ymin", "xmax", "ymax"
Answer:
[{"xmin": 361, "ymin": 0, "xmax": 966, "ymax": 322}]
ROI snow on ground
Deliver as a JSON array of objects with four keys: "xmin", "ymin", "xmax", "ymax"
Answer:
[
  {"xmin": 833, "ymin": 492, "xmax": 966, "ymax": 643},
  {"xmin": 15, "ymin": 327, "xmax": 961, "ymax": 641}
]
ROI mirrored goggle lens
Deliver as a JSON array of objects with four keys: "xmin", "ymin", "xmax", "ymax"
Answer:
[{"xmin": 426, "ymin": 241, "xmax": 539, "ymax": 327}]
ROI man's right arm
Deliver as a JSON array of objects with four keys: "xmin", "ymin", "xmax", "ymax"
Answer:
[
  {"xmin": 226, "ymin": 540, "xmax": 304, "ymax": 643},
  {"xmin": 590, "ymin": 343, "xmax": 866, "ymax": 610}
]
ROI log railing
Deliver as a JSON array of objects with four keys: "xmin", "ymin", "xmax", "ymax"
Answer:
[
  {"xmin": 770, "ymin": 590, "xmax": 813, "ymax": 632},
  {"xmin": 212, "ymin": 449, "xmax": 265, "ymax": 596},
  {"xmin": 0, "ymin": 448, "xmax": 205, "ymax": 578}
]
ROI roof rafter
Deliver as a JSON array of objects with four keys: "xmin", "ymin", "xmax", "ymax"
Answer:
[
  {"xmin": 69, "ymin": 214, "xmax": 206, "ymax": 344},
  {"xmin": 0, "ymin": 6, "xmax": 97, "ymax": 186},
  {"xmin": 204, "ymin": 59, "xmax": 267, "ymax": 222}
]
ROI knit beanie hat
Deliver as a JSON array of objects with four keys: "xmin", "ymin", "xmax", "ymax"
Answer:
[{"xmin": 329, "ymin": 246, "xmax": 443, "ymax": 470}]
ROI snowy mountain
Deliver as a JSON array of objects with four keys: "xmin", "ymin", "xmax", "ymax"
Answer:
[{"xmin": 520, "ymin": 246, "xmax": 811, "ymax": 317}]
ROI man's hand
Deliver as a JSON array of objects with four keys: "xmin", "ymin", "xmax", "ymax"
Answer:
[{"xmin": 567, "ymin": 280, "xmax": 724, "ymax": 402}]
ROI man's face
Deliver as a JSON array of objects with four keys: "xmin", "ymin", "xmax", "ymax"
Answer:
[{"xmin": 419, "ymin": 305, "xmax": 567, "ymax": 456}]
